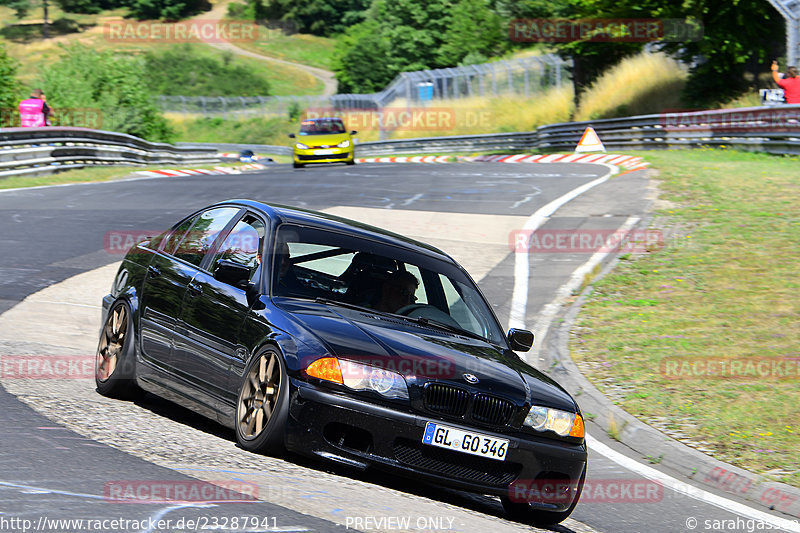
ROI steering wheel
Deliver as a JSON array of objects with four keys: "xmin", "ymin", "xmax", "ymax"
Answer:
[
  {"xmin": 396, "ymin": 303, "xmax": 430, "ymax": 316},
  {"xmin": 395, "ymin": 304, "xmax": 462, "ymax": 328}
]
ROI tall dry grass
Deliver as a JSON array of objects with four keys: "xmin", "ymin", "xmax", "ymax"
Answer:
[
  {"xmin": 574, "ymin": 52, "xmax": 688, "ymax": 121},
  {"xmin": 338, "ymin": 86, "xmax": 575, "ymax": 142}
]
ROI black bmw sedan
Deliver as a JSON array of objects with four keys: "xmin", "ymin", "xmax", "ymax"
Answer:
[{"xmin": 95, "ymin": 199, "xmax": 587, "ymax": 525}]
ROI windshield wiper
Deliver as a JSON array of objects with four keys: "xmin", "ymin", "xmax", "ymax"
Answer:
[
  {"xmin": 314, "ymin": 297, "xmax": 387, "ymax": 315},
  {"xmin": 408, "ymin": 316, "xmax": 488, "ymax": 342},
  {"xmin": 314, "ymin": 298, "xmax": 489, "ymax": 342}
]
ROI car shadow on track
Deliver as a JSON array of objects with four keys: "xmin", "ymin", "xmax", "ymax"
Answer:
[{"xmin": 126, "ymin": 391, "xmax": 578, "ymax": 533}]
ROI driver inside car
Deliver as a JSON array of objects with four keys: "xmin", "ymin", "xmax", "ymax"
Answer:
[{"xmin": 374, "ymin": 271, "xmax": 419, "ymax": 314}]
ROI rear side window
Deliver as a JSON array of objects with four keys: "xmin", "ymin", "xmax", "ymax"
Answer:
[{"xmin": 172, "ymin": 207, "xmax": 240, "ymax": 267}]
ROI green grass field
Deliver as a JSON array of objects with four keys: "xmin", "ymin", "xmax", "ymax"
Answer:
[
  {"xmin": 233, "ymin": 28, "xmax": 337, "ymax": 71},
  {"xmin": 1, "ymin": 5, "xmax": 327, "ymax": 96},
  {"xmin": 571, "ymin": 148, "xmax": 800, "ymax": 487}
]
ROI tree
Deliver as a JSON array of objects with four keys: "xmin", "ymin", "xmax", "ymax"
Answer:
[
  {"xmin": 333, "ymin": 0, "xmax": 457, "ymax": 92},
  {"xmin": 128, "ymin": 0, "xmax": 210, "ymax": 21},
  {"xmin": 334, "ymin": 19, "xmax": 394, "ymax": 93},
  {"xmin": 53, "ymin": 0, "xmax": 126, "ymax": 14},
  {"xmin": 0, "ymin": 0, "xmax": 51, "ymax": 38},
  {"xmin": 39, "ymin": 44, "xmax": 173, "ymax": 141},
  {"xmin": 262, "ymin": 0, "xmax": 371, "ymax": 36},
  {"xmin": 520, "ymin": 0, "xmax": 785, "ymax": 107},
  {"xmin": 0, "ymin": 44, "xmax": 22, "ymax": 127},
  {"xmin": 437, "ymin": 0, "xmax": 507, "ymax": 66},
  {"xmin": 657, "ymin": 0, "xmax": 784, "ymax": 107}
]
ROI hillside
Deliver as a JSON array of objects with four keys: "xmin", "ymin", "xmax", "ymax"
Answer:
[{"xmin": 0, "ymin": 1, "xmax": 335, "ymax": 96}]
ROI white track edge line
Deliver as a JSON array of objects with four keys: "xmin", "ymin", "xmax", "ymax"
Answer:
[{"xmin": 587, "ymin": 434, "xmax": 800, "ymax": 532}]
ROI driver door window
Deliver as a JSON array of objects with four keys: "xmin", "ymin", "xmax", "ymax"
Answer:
[
  {"xmin": 210, "ymin": 214, "xmax": 265, "ymax": 281},
  {"xmin": 173, "ymin": 207, "xmax": 240, "ymax": 266}
]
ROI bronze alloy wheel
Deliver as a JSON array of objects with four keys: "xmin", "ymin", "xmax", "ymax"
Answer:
[
  {"xmin": 95, "ymin": 300, "xmax": 138, "ymax": 398},
  {"xmin": 236, "ymin": 349, "xmax": 288, "ymax": 453},
  {"xmin": 96, "ymin": 303, "xmax": 128, "ymax": 382}
]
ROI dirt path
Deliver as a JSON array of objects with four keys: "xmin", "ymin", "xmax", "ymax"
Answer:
[{"xmin": 199, "ymin": 1, "xmax": 337, "ymax": 96}]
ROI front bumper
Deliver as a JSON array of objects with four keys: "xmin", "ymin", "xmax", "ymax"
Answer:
[
  {"xmin": 286, "ymin": 379, "xmax": 587, "ymax": 511},
  {"xmin": 293, "ymin": 147, "xmax": 353, "ymax": 163}
]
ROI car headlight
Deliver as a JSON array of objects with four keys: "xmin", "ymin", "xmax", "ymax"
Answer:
[
  {"xmin": 305, "ymin": 357, "xmax": 409, "ymax": 400},
  {"xmin": 524, "ymin": 405, "xmax": 584, "ymax": 437},
  {"xmin": 295, "ymin": 143, "xmax": 309, "ymax": 149},
  {"xmin": 337, "ymin": 140, "xmax": 350, "ymax": 148}
]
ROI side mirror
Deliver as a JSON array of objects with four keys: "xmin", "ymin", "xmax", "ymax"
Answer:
[
  {"xmin": 507, "ymin": 328, "xmax": 534, "ymax": 352},
  {"xmin": 288, "ymin": 133, "xmax": 296, "ymax": 138},
  {"xmin": 214, "ymin": 259, "xmax": 251, "ymax": 288},
  {"xmin": 350, "ymin": 130, "xmax": 358, "ymax": 135}
]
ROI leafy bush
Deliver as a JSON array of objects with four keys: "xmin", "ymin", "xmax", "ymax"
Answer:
[
  {"xmin": 334, "ymin": 0, "xmax": 508, "ymax": 93},
  {"xmin": 262, "ymin": 0, "xmax": 370, "ymax": 36},
  {"xmin": 58, "ymin": 0, "xmax": 132, "ymax": 12},
  {"xmin": 39, "ymin": 44, "xmax": 173, "ymax": 141},
  {"xmin": 0, "ymin": 43, "xmax": 21, "ymax": 127},
  {"xmin": 144, "ymin": 45, "xmax": 271, "ymax": 97},
  {"xmin": 128, "ymin": 0, "xmax": 210, "ymax": 21},
  {"xmin": 168, "ymin": 115, "xmax": 289, "ymax": 144}
]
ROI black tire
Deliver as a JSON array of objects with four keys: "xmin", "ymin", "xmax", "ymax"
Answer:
[
  {"xmin": 235, "ymin": 347, "xmax": 289, "ymax": 455},
  {"xmin": 95, "ymin": 300, "xmax": 139, "ymax": 399},
  {"xmin": 293, "ymin": 162, "xmax": 304, "ymax": 169},
  {"xmin": 346, "ymin": 158, "xmax": 356, "ymax": 165},
  {"xmin": 501, "ymin": 466, "xmax": 586, "ymax": 527}
]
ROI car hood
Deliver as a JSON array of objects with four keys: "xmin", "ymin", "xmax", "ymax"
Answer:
[
  {"xmin": 295, "ymin": 133, "xmax": 350, "ymax": 147},
  {"xmin": 276, "ymin": 299, "xmax": 578, "ymax": 412}
]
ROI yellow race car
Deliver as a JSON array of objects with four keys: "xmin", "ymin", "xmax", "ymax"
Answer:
[{"xmin": 290, "ymin": 117, "xmax": 357, "ymax": 168}]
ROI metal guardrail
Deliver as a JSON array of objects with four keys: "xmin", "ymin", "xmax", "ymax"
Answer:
[
  {"xmin": 355, "ymin": 132, "xmax": 539, "ymax": 156},
  {"xmin": 0, "ymin": 127, "xmax": 219, "ymax": 178},
  {"xmin": 5, "ymin": 105, "xmax": 800, "ymax": 178},
  {"xmin": 176, "ymin": 142, "xmax": 293, "ymax": 156},
  {"xmin": 350, "ymin": 105, "xmax": 800, "ymax": 156}
]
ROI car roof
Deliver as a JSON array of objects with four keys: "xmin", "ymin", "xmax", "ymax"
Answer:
[{"xmin": 215, "ymin": 199, "xmax": 456, "ymax": 262}]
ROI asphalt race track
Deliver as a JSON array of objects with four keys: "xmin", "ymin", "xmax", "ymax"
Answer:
[{"xmin": 0, "ymin": 162, "xmax": 795, "ymax": 533}]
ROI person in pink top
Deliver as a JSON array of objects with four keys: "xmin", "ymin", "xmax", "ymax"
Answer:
[
  {"xmin": 18, "ymin": 89, "xmax": 54, "ymax": 127},
  {"xmin": 771, "ymin": 61, "xmax": 800, "ymax": 104}
]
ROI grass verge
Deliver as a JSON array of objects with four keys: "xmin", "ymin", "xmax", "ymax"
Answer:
[
  {"xmin": 0, "ymin": 161, "xmax": 269, "ymax": 190},
  {"xmin": 570, "ymin": 148, "xmax": 799, "ymax": 487}
]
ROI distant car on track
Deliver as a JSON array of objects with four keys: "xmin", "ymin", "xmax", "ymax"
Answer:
[
  {"xmin": 289, "ymin": 117, "xmax": 356, "ymax": 168},
  {"xmin": 95, "ymin": 199, "xmax": 587, "ymax": 526}
]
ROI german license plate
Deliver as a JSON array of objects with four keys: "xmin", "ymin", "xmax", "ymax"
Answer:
[
  {"xmin": 422, "ymin": 422, "xmax": 508, "ymax": 461},
  {"xmin": 314, "ymin": 149, "xmax": 335, "ymax": 155}
]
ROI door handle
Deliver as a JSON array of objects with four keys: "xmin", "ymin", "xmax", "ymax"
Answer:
[
  {"xmin": 147, "ymin": 265, "xmax": 161, "ymax": 278},
  {"xmin": 187, "ymin": 281, "xmax": 203, "ymax": 296}
]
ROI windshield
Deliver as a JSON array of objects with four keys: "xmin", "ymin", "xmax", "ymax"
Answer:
[
  {"xmin": 299, "ymin": 119, "xmax": 346, "ymax": 135},
  {"xmin": 272, "ymin": 224, "xmax": 506, "ymax": 346}
]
